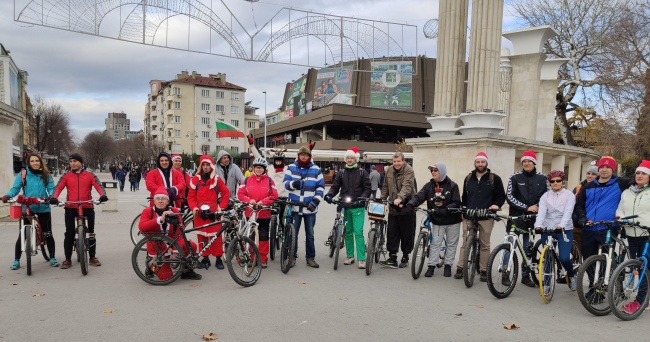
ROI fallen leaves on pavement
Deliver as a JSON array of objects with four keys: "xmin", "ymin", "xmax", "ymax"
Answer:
[
  {"xmin": 503, "ymin": 323, "xmax": 520, "ymax": 330},
  {"xmin": 299, "ymin": 280, "xmax": 308, "ymax": 285},
  {"xmin": 190, "ymin": 283, "xmax": 201, "ymax": 287},
  {"xmin": 202, "ymin": 332, "xmax": 218, "ymax": 340},
  {"xmin": 475, "ymin": 304, "xmax": 484, "ymax": 308},
  {"xmin": 33, "ymin": 293, "xmax": 45, "ymax": 297},
  {"xmin": 102, "ymin": 309, "xmax": 116, "ymax": 314}
]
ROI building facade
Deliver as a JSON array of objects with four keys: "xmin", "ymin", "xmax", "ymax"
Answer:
[{"xmin": 105, "ymin": 112, "xmax": 131, "ymax": 140}]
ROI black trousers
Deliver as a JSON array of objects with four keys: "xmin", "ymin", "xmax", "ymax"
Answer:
[
  {"xmin": 387, "ymin": 212, "xmax": 416, "ymax": 258},
  {"xmin": 15, "ymin": 212, "xmax": 55, "ymax": 260},
  {"xmin": 64, "ymin": 208, "xmax": 96, "ymax": 260}
]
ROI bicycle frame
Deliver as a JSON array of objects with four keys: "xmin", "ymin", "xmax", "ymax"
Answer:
[{"xmin": 498, "ymin": 215, "xmax": 536, "ymax": 274}]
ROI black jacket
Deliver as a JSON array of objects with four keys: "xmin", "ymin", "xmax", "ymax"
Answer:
[
  {"xmin": 461, "ymin": 169, "xmax": 506, "ymax": 217},
  {"xmin": 408, "ymin": 177, "xmax": 462, "ymax": 226},
  {"xmin": 506, "ymin": 169, "xmax": 548, "ymax": 217},
  {"xmin": 327, "ymin": 166, "xmax": 371, "ymax": 208}
]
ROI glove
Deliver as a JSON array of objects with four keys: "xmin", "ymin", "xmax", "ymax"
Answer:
[
  {"xmin": 577, "ymin": 217, "xmax": 588, "ymax": 227},
  {"xmin": 307, "ymin": 202, "xmax": 317, "ymax": 212},
  {"xmin": 247, "ymin": 134, "xmax": 254, "ymax": 145},
  {"xmin": 355, "ymin": 199, "xmax": 365, "ymax": 207},
  {"xmin": 1, "ymin": 195, "xmax": 8, "ymax": 203},
  {"xmin": 49, "ymin": 197, "xmax": 59, "ymax": 205},
  {"xmin": 99, "ymin": 195, "xmax": 109, "ymax": 203},
  {"xmin": 308, "ymin": 140, "xmax": 316, "ymax": 151},
  {"xmin": 291, "ymin": 180, "xmax": 303, "ymax": 190},
  {"xmin": 167, "ymin": 187, "xmax": 177, "ymax": 198},
  {"xmin": 324, "ymin": 194, "xmax": 333, "ymax": 204},
  {"xmin": 437, "ymin": 207, "xmax": 448, "ymax": 216}
]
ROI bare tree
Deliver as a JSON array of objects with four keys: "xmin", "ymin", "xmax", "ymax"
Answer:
[
  {"xmin": 32, "ymin": 96, "xmax": 74, "ymax": 156},
  {"xmin": 80, "ymin": 131, "xmax": 115, "ymax": 171}
]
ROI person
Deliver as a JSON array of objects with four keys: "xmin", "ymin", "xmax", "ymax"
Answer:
[
  {"xmin": 368, "ymin": 165, "xmax": 381, "ymax": 200},
  {"xmin": 138, "ymin": 186, "xmax": 201, "ymax": 280},
  {"xmin": 326, "ymin": 79, "xmax": 338, "ymax": 94},
  {"xmin": 115, "ymin": 164, "xmax": 127, "ymax": 192},
  {"xmin": 534, "ymin": 170, "xmax": 577, "ymax": 290},
  {"xmin": 571, "ymin": 165, "xmax": 598, "ymax": 249},
  {"xmin": 109, "ymin": 164, "xmax": 116, "ymax": 180},
  {"xmin": 215, "ymin": 150, "xmax": 244, "ymax": 200},
  {"xmin": 324, "ymin": 147, "xmax": 371, "ymax": 269},
  {"xmin": 379, "ymin": 152, "xmax": 417, "ymax": 268},
  {"xmin": 615, "ymin": 160, "xmax": 650, "ymax": 313},
  {"xmin": 237, "ymin": 157, "xmax": 278, "ymax": 268},
  {"xmin": 455, "ymin": 151, "xmax": 506, "ymax": 281},
  {"xmin": 244, "ymin": 166, "xmax": 253, "ymax": 178},
  {"xmin": 405, "ymin": 163, "xmax": 462, "ymax": 277},
  {"xmin": 171, "ymin": 154, "xmax": 192, "ymax": 200},
  {"xmin": 187, "ymin": 155, "xmax": 230, "ymax": 270},
  {"xmin": 145, "ymin": 152, "xmax": 186, "ymax": 208},
  {"xmin": 49, "ymin": 153, "xmax": 108, "ymax": 269},
  {"xmin": 134, "ymin": 165, "xmax": 142, "ymax": 190},
  {"xmin": 284, "ymin": 142, "xmax": 324, "ymax": 268},
  {"xmin": 3, "ymin": 153, "xmax": 59, "ymax": 269},
  {"xmin": 248, "ymin": 134, "xmax": 288, "ymax": 230},
  {"xmin": 574, "ymin": 156, "xmax": 630, "ymax": 261},
  {"xmin": 505, "ymin": 150, "xmax": 548, "ymax": 287},
  {"xmin": 128, "ymin": 167, "xmax": 139, "ymax": 192}
]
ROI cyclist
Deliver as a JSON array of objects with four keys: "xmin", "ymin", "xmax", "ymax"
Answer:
[
  {"xmin": 615, "ymin": 159, "xmax": 650, "ymax": 313},
  {"xmin": 3, "ymin": 153, "xmax": 59, "ymax": 269},
  {"xmin": 215, "ymin": 150, "xmax": 244, "ymax": 200},
  {"xmin": 379, "ymin": 152, "xmax": 417, "ymax": 269},
  {"xmin": 534, "ymin": 170, "xmax": 577, "ymax": 290},
  {"xmin": 405, "ymin": 163, "xmax": 462, "ymax": 277},
  {"xmin": 324, "ymin": 147, "xmax": 371, "ymax": 269},
  {"xmin": 456, "ymin": 151, "xmax": 506, "ymax": 281},
  {"xmin": 49, "ymin": 153, "xmax": 108, "ymax": 270},
  {"xmin": 145, "ymin": 152, "xmax": 186, "ymax": 208},
  {"xmin": 284, "ymin": 143, "xmax": 324, "ymax": 268},
  {"xmin": 505, "ymin": 150, "xmax": 548, "ymax": 287},
  {"xmin": 237, "ymin": 157, "xmax": 279, "ymax": 268},
  {"xmin": 139, "ymin": 186, "xmax": 201, "ymax": 280},
  {"xmin": 571, "ymin": 165, "xmax": 598, "ymax": 255},
  {"xmin": 187, "ymin": 155, "xmax": 230, "ymax": 270}
]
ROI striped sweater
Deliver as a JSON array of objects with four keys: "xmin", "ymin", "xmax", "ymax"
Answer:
[{"xmin": 283, "ymin": 160, "xmax": 325, "ymax": 215}]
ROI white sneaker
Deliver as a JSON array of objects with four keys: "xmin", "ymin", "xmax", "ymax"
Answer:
[
  {"xmin": 569, "ymin": 276, "xmax": 577, "ymax": 291},
  {"xmin": 358, "ymin": 261, "xmax": 366, "ymax": 269},
  {"xmin": 343, "ymin": 258, "xmax": 355, "ymax": 265}
]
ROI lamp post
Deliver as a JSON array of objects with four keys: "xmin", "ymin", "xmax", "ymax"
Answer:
[
  {"xmin": 262, "ymin": 91, "xmax": 267, "ymax": 148},
  {"xmin": 186, "ymin": 131, "xmax": 198, "ymax": 155},
  {"xmin": 47, "ymin": 129, "xmax": 62, "ymax": 174}
]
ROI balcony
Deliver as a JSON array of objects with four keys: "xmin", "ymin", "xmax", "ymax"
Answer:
[
  {"xmin": 166, "ymin": 109, "xmax": 175, "ymax": 117},
  {"xmin": 165, "ymin": 95, "xmax": 175, "ymax": 103}
]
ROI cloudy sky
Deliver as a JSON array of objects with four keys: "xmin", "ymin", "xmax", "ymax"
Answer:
[{"xmin": 2, "ymin": 0, "xmax": 521, "ymax": 141}]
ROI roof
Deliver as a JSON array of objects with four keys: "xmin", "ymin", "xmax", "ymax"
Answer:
[{"xmin": 166, "ymin": 74, "xmax": 246, "ymax": 91}]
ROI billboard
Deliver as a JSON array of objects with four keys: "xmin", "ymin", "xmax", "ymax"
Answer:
[
  {"xmin": 313, "ymin": 67, "xmax": 353, "ymax": 109},
  {"xmin": 284, "ymin": 78, "xmax": 307, "ymax": 118},
  {"xmin": 370, "ymin": 61, "xmax": 412, "ymax": 109}
]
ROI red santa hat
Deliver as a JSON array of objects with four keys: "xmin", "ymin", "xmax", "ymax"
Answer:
[
  {"xmin": 344, "ymin": 147, "xmax": 360, "ymax": 162},
  {"xmin": 153, "ymin": 186, "xmax": 169, "ymax": 201},
  {"xmin": 597, "ymin": 156, "xmax": 617, "ymax": 170},
  {"xmin": 520, "ymin": 150, "xmax": 537, "ymax": 165},
  {"xmin": 636, "ymin": 160, "xmax": 650, "ymax": 175},
  {"xmin": 475, "ymin": 151, "xmax": 488, "ymax": 163},
  {"xmin": 171, "ymin": 154, "xmax": 182, "ymax": 161}
]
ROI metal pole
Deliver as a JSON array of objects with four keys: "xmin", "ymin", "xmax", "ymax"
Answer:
[{"xmin": 263, "ymin": 91, "xmax": 267, "ymax": 148}]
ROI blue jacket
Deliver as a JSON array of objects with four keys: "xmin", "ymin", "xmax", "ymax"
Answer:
[
  {"xmin": 115, "ymin": 169, "xmax": 128, "ymax": 181},
  {"xmin": 574, "ymin": 176, "xmax": 631, "ymax": 231},
  {"xmin": 5, "ymin": 168, "xmax": 55, "ymax": 213},
  {"xmin": 283, "ymin": 160, "xmax": 325, "ymax": 215}
]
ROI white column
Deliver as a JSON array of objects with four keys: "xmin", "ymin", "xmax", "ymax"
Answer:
[
  {"xmin": 568, "ymin": 157, "xmax": 582, "ymax": 190},
  {"xmin": 322, "ymin": 124, "xmax": 327, "ymax": 141},
  {"xmin": 551, "ymin": 155, "xmax": 566, "ymax": 172}
]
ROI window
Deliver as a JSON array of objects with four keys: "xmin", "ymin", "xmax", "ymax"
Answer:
[
  {"xmin": 231, "ymin": 137, "xmax": 239, "ymax": 140},
  {"xmin": 201, "ymin": 103, "xmax": 210, "ymax": 111},
  {"xmin": 172, "ymin": 143, "xmax": 182, "ymax": 151},
  {"xmin": 174, "ymin": 116, "xmax": 181, "ymax": 123},
  {"xmin": 174, "ymin": 102, "xmax": 181, "ymax": 109},
  {"xmin": 230, "ymin": 120, "xmax": 239, "ymax": 127},
  {"xmin": 217, "ymin": 118, "xmax": 224, "ymax": 122},
  {"xmin": 231, "ymin": 146, "xmax": 239, "ymax": 153},
  {"xmin": 215, "ymin": 91, "xmax": 224, "ymax": 99},
  {"xmin": 231, "ymin": 106, "xmax": 239, "ymax": 114},
  {"xmin": 201, "ymin": 89, "xmax": 210, "ymax": 97},
  {"xmin": 201, "ymin": 145, "xmax": 211, "ymax": 153},
  {"xmin": 248, "ymin": 121, "xmax": 256, "ymax": 129},
  {"xmin": 216, "ymin": 105, "xmax": 225, "ymax": 113},
  {"xmin": 173, "ymin": 87, "xmax": 181, "ymax": 95},
  {"xmin": 231, "ymin": 92, "xmax": 239, "ymax": 100},
  {"xmin": 201, "ymin": 117, "xmax": 210, "ymax": 125},
  {"xmin": 174, "ymin": 130, "xmax": 181, "ymax": 137},
  {"xmin": 202, "ymin": 131, "xmax": 210, "ymax": 138}
]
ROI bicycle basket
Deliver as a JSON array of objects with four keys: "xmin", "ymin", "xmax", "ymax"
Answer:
[
  {"xmin": 368, "ymin": 202, "xmax": 387, "ymax": 221},
  {"xmin": 9, "ymin": 204, "xmax": 22, "ymax": 220}
]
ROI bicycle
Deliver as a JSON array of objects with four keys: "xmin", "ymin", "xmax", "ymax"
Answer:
[
  {"xmin": 537, "ymin": 226, "xmax": 580, "ymax": 303},
  {"xmin": 576, "ymin": 217, "xmax": 633, "ymax": 315},
  {"xmin": 486, "ymin": 214, "xmax": 538, "ymax": 299},
  {"xmin": 459, "ymin": 208, "xmax": 501, "ymax": 288},
  {"xmin": 272, "ymin": 197, "xmax": 298, "ymax": 274},
  {"xmin": 410, "ymin": 207, "xmax": 445, "ymax": 279},
  {"xmin": 131, "ymin": 204, "xmax": 262, "ymax": 287},
  {"xmin": 366, "ymin": 199, "xmax": 388, "ymax": 276},
  {"xmin": 8, "ymin": 196, "xmax": 51, "ymax": 276},
  {"xmin": 56, "ymin": 199, "xmax": 103, "ymax": 276},
  {"xmin": 130, "ymin": 197, "xmax": 194, "ymax": 250},
  {"xmin": 324, "ymin": 197, "xmax": 352, "ymax": 270},
  {"xmin": 269, "ymin": 200, "xmax": 284, "ymax": 261},
  {"xmin": 608, "ymin": 222, "xmax": 650, "ymax": 320}
]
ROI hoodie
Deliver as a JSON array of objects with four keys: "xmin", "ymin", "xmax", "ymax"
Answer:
[{"xmin": 215, "ymin": 150, "xmax": 244, "ymax": 199}]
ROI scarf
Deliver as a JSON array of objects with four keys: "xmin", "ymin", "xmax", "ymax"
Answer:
[
  {"xmin": 630, "ymin": 183, "xmax": 649, "ymax": 194},
  {"xmin": 345, "ymin": 163, "xmax": 358, "ymax": 169}
]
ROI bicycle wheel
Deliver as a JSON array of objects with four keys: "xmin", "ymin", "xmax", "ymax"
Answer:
[
  {"xmin": 538, "ymin": 246, "xmax": 557, "ymax": 303},
  {"xmin": 375, "ymin": 222, "xmax": 386, "ymax": 263},
  {"xmin": 77, "ymin": 225, "xmax": 89, "ymax": 276},
  {"xmin": 36, "ymin": 222, "xmax": 50, "ymax": 262},
  {"xmin": 130, "ymin": 214, "xmax": 146, "ymax": 251},
  {"xmin": 570, "ymin": 240, "xmax": 582, "ymax": 273},
  {"xmin": 437, "ymin": 237, "xmax": 447, "ymax": 268},
  {"xmin": 333, "ymin": 224, "xmax": 344, "ymax": 271},
  {"xmin": 225, "ymin": 236, "xmax": 262, "ymax": 287},
  {"xmin": 132, "ymin": 235, "xmax": 185, "ymax": 285},
  {"xmin": 280, "ymin": 223, "xmax": 296, "ymax": 274},
  {"xmin": 463, "ymin": 234, "xmax": 477, "ymax": 288},
  {"xmin": 411, "ymin": 232, "xmax": 428, "ymax": 279},
  {"xmin": 577, "ymin": 254, "xmax": 614, "ymax": 316},
  {"xmin": 328, "ymin": 226, "xmax": 336, "ymax": 258},
  {"xmin": 366, "ymin": 229, "xmax": 377, "ymax": 276},
  {"xmin": 25, "ymin": 226, "xmax": 32, "ymax": 276},
  {"xmin": 269, "ymin": 216, "xmax": 278, "ymax": 261},
  {"xmin": 530, "ymin": 239, "xmax": 543, "ymax": 287},
  {"xmin": 487, "ymin": 243, "xmax": 519, "ymax": 299},
  {"xmin": 609, "ymin": 259, "xmax": 650, "ymax": 321}
]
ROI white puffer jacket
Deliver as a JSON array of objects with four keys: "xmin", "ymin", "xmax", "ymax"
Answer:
[{"xmin": 616, "ymin": 185, "xmax": 650, "ymax": 237}]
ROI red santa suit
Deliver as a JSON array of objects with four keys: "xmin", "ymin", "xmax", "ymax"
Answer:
[
  {"xmin": 237, "ymin": 171, "xmax": 278, "ymax": 263},
  {"xmin": 187, "ymin": 155, "xmax": 230, "ymax": 258},
  {"xmin": 146, "ymin": 152, "xmax": 186, "ymax": 207}
]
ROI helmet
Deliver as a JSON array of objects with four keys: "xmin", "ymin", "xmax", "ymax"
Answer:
[
  {"xmin": 252, "ymin": 157, "xmax": 268, "ymax": 169},
  {"xmin": 273, "ymin": 151, "xmax": 285, "ymax": 160},
  {"xmin": 547, "ymin": 170, "xmax": 566, "ymax": 182}
]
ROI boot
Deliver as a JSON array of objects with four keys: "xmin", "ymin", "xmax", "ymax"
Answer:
[
  {"xmin": 443, "ymin": 264, "xmax": 452, "ymax": 277},
  {"xmin": 425, "ymin": 266, "xmax": 435, "ymax": 277},
  {"xmin": 197, "ymin": 257, "xmax": 211, "ymax": 270},
  {"xmin": 480, "ymin": 270, "xmax": 488, "ymax": 282},
  {"xmin": 215, "ymin": 257, "xmax": 224, "ymax": 270},
  {"xmin": 521, "ymin": 273, "xmax": 536, "ymax": 288},
  {"xmin": 454, "ymin": 267, "xmax": 463, "ymax": 279}
]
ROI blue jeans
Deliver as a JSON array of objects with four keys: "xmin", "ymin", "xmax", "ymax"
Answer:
[
  {"xmin": 627, "ymin": 236, "xmax": 649, "ymax": 304},
  {"xmin": 542, "ymin": 229, "xmax": 575, "ymax": 277},
  {"xmin": 292, "ymin": 213, "xmax": 316, "ymax": 260}
]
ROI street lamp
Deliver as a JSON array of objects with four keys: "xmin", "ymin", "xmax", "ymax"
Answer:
[
  {"xmin": 47, "ymin": 129, "xmax": 62, "ymax": 174},
  {"xmin": 262, "ymin": 91, "xmax": 267, "ymax": 148},
  {"xmin": 186, "ymin": 131, "xmax": 198, "ymax": 155}
]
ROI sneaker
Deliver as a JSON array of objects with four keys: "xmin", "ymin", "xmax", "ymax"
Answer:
[
  {"xmin": 89, "ymin": 257, "xmax": 102, "ymax": 267},
  {"xmin": 291, "ymin": 259, "xmax": 296, "ymax": 267},
  {"xmin": 502, "ymin": 270, "xmax": 512, "ymax": 287},
  {"xmin": 343, "ymin": 257, "xmax": 355, "ymax": 265},
  {"xmin": 569, "ymin": 276, "xmax": 577, "ymax": 291},
  {"xmin": 197, "ymin": 257, "xmax": 211, "ymax": 270},
  {"xmin": 215, "ymin": 257, "xmax": 224, "ymax": 270},
  {"xmin": 624, "ymin": 301, "xmax": 642, "ymax": 314},
  {"xmin": 60, "ymin": 259, "xmax": 72, "ymax": 269},
  {"xmin": 10, "ymin": 259, "xmax": 20, "ymax": 270},
  {"xmin": 480, "ymin": 270, "xmax": 488, "ymax": 282},
  {"xmin": 262, "ymin": 262, "xmax": 268, "ymax": 269},
  {"xmin": 306, "ymin": 259, "xmax": 319, "ymax": 268},
  {"xmin": 425, "ymin": 266, "xmax": 435, "ymax": 277},
  {"xmin": 381, "ymin": 258, "xmax": 398, "ymax": 269},
  {"xmin": 180, "ymin": 269, "xmax": 202, "ymax": 280},
  {"xmin": 399, "ymin": 258, "xmax": 409, "ymax": 268},
  {"xmin": 454, "ymin": 267, "xmax": 463, "ymax": 279},
  {"xmin": 358, "ymin": 261, "xmax": 366, "ymax": 269},
  {"xmin": 443, "ymin": 264, "xmax": 452, "ymax": 277},
  {"xmin": 49, "ymin": 258, "xmax": 60, "ymax": 267},
  {"xmin": 557, "ymin": 276, "xmax": 567, "ymax": 284},
  {"xmin": 521, "ymin": 275, "xmax": 536, "ymax": 288},
  {"xmin": 585, "ymin": 288, "xmax": 605, "ymax": 304}
]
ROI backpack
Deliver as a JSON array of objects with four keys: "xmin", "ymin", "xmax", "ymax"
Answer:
[
  {"xmin": 464, "ymin": 171, "xmax": 495, "ymax": 192},
  {"xmin": 21, "ymin": 169, "xmax": 27, "ymax": 187}
]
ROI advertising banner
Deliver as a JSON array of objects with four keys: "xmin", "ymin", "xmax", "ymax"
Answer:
[
  {"xmin": 313, "ymin": 67, "xmax": 353, "ymax": 109},
  {"xmin": 285, "ymin": 78, "xmax": 307, "ymax": 118},
  {"xmin": 370, "ymin": 61, "xmax": 412, "ymax": 109}
]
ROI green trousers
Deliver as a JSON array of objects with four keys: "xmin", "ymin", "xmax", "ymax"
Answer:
[{"xmin": 344, "ymin": 207, "xmax": 366, "ymax": 261}]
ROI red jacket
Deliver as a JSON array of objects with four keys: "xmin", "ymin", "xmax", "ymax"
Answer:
[
  {"xmin": 187, "ymin": 173, "xmax": 230, "ymax": 236},
  {"xmin": 53, "ymin": 169, "xmax": 106, "ymax": 209},
  {"xmin": 237, "ymin": 174, "xmax": 278, "ymax": 219},
  {"xmin": 146, "ymin": 168, "xmax": 186, "ymax": 207},
  {"xmin": 139, "ymin": 206, "xmax": 194, "ymax": 276}
]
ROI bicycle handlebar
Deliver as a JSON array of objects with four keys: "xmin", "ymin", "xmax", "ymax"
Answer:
[
  {"xmin": 585, "ymin": 215, "xmax": 638, "ymax": 227},
  {"xmin": 536, "ymin": 227, "xmax": 569, "ymax": 243},
  {"xmin": 8, "ymin": 197, "xmax": 46, "ymax": 205},
  {"xmin": 57, "ymin": 200, "xmax": 102, "ymax": 206}
]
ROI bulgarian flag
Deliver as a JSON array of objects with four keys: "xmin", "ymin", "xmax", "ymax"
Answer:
[{"xmin": 215, "ymin": 121, "xmax": 245, "ymax": 138}]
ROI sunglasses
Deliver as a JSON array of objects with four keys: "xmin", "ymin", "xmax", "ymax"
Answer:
[
  {"xmin": 430, "ymin": 169, "xmax": 438, "ymax": 172},
  {"xmin": 549, "ymin": 179, "xmax": 563, "ymax": 184}
]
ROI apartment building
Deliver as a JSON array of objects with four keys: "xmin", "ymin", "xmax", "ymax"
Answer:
[
  {"xmin": 105, "ymin": 112, "xmax": 133, "ymax": 140},
  {"xmin": 144, "ymin": 71, "xmax": 249, "ymax": 155}
]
